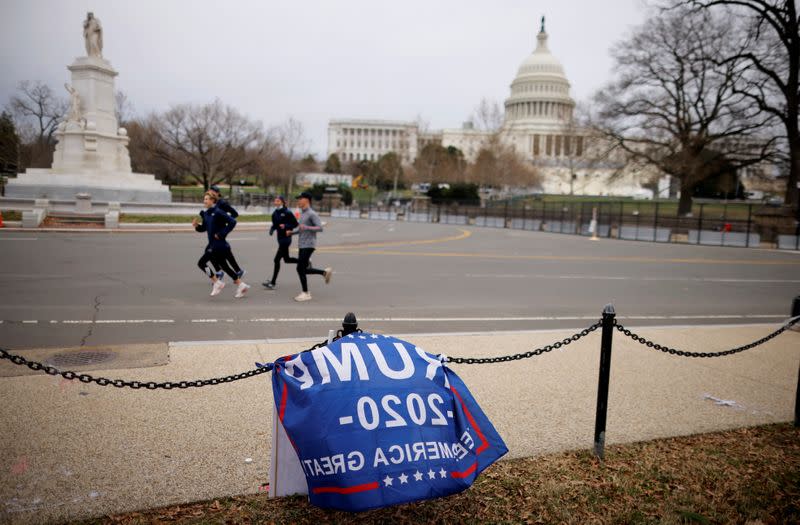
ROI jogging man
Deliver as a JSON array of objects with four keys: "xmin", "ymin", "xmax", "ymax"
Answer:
[
  {"xmin": 288, "ymin": 191, "xmax": 332, "ymax": 302},
  {"xmin": 262, "ymin": 195, "xmax": 298, "ymax": 290}
]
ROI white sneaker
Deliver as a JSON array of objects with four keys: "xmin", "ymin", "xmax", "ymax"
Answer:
[
  {"xmin": 294, "ymin": 292, "xmax": 312, "ymax": 302},
  {"xmin": 323, "ymin": 267, "xmax": 333, "ymax": 284},
  {"xmin": 234, "ymin": 282, "xmax": 251, "ymax": 298},
  {"xmin": 210, "ymin": 280, "xmax": 225, "ymax": 296}
]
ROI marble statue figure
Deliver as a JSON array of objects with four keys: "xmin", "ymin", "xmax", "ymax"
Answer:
[
  {"xmin": 64, "ymin": 83, "xmax": 81, "ymax": 122},
  {"xmin": 83, "ymin": 12, "xmax": 103, "ymax": 58}
]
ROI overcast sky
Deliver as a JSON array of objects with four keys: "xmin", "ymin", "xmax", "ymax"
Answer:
[{"xmin": 1, "ymin": 0, "xmax": 648, "ymax": 158}]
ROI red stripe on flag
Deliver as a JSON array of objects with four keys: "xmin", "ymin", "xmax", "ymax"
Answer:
[
  {"xmin": 312, "ymin": 481, "xmax": 380, "ymax": 495},
  {"xmin": 279, "ymin": 382, "xmax": 288, "ymax": 422},
  {"xmin": 451, "ymin": 386, "xmax": 489, "ymax": 454},
  {"xmin": 451, "ymin": 462, "xmax": 477, "ymax": 479}
]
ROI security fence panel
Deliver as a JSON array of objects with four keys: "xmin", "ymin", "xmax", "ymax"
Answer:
[
  {"xmin": 544, "ymin": 220, "xmax": 577, "ymax": 234},
  {"xmin": 619, "ymin": 226, "xmax": 672, "ymax": 242},
  {"xmin": 331, "ymin": 208, "xmax": 361, "ymax": 219},
  {"xmin": 367, "ymin": 210, "xmax": 397, "ymax": 221},
  {"xmin": 688, "ymin": 230, "xmax": 761, "ymax": 247},
  {"xmin": 510, "ymin": 218, "xmax": 542, "ymax": 231},
  {"xmin": 581, "ymin": 223, "xmax": 611, "ymax": 237},
  {"xmin": 474, "ymin": 216, "xmax": 506, "ymax": 228},
  {"xmin": 778, "ymin": 235, "xmax": 800, "ymax": 250},
  {"xmin": 405, "ymin": 212, "xmax": 431, "ymax": 222},
  {"xmin": 440, "ymin": 213, "xmax": 468, "ymax": 225}
]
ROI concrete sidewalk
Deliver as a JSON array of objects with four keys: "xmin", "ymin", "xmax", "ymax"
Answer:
[{"xmin": 1, "ymin": 324, "xmax": 798, "ymax": 523}]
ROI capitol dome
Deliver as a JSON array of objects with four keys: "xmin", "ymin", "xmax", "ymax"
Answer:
[{"xmin": 504, "ymin": 21, "xmax": 575, "ymax": 127}]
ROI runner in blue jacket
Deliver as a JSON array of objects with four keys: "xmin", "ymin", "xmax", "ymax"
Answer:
[
  {"xmin": 263, "ymin": 195, "xmax": 299, "ymax": 289},
  {"xmin": 209, "ymin": 185, "xmax": 245, "ymax": 279},
  {"xmin": 193, "ymin": 191, "xmax": 250, "ymax": 298}
]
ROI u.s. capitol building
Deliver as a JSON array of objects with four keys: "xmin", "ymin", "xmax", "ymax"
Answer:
[{"xmin": 327, "ymin": 21, "xmax": 650, "ymax": 196}]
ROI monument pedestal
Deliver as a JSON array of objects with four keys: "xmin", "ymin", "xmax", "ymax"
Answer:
[{"xmin": 5, "ymin": 52, "xmax": 171, "ymax": 203}]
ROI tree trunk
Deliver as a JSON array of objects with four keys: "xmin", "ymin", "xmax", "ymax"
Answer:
[
  {"xmin": 677, "ymin": 179, "xmax": 694, "ymax": 216},
  {"xmin": 786, "ymin": 123, "xmax": 799, "ymax": 208}
]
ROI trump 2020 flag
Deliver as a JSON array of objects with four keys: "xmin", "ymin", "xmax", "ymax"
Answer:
[{"xmin": 271, "ymin": 332, "xmax": 508, "ymax": 512}]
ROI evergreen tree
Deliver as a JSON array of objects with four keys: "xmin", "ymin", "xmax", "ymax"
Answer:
[
  {"xmin": 0, "ymin": 111, "xmax": 20, "ymax": 175},
  {"xmin": 324, "ymin": 153, "xmax": 342, "ymax": 174}
]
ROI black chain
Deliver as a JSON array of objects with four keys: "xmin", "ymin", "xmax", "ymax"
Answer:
[
  {"xmin": 0, "ymin": 347, "xmax": 271, "ymax": 389},
  {"xmin": 448, "ymin": 320, "xmax": 602, "ymax": 364},
  {"xmin": 615, "ymin": 316, "xmax": 800, "ymax": 358}
]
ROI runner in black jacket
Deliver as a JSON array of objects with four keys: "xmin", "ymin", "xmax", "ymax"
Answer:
[
  {"xmin": 263, "ymin": 196, "xmax": 299, "ymax": 289},
  {"xmin": 209, "ymin": 185, "xmax": 244, "ymax": 278},
  {"xmin": 193, "ymin": 191, "xmax": 250, "ymax": 298}
]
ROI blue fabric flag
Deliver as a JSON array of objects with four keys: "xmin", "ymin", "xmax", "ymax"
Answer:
[{"xmin": 271, "ymin": 332, "xmax": 508, "ymax": 512}]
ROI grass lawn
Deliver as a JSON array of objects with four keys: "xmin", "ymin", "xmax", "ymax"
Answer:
[
  {"xmin": 1, "ymin": 210, "xmax": 22, "ymax": 221},
  {"xmin": 81, "ymin": 423, "xmax": 799, "ymax": 524}
]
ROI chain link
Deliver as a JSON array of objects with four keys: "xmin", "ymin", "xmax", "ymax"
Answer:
[
  {"xmin": 448, "ymin": 320, "xmax": 602, "ymax": 364},
  {"xmin": 615, "ymin": 316, "xmax": 799, "ymax": 358},
  {"xmin": 0, "ymin": 347, "xmax": 271, "ymax": 389}
]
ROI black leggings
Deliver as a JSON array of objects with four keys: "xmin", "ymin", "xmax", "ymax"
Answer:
[
  {"xmin": 198, "ymin": 248, "xmax": 238, "ymax": 280},
  {"xmin": 225, "ymin": 250, "xmax": 242, "ymax": 275},
  {"xmin": 197, "ymin": 249, "xmax": 219, "ymax": 278},
  {"xmin": 296, "ymin": 247, "xmax": 324, "ymax": 292},
  {"xmin": 270, "ymin": 243, "xmax": 297, "ymax": 284}
]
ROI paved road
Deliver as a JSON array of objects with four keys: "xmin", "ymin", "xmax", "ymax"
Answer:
[{"xmin": 0, "ymin": 219, "xmax": 798, "ymax": 348}]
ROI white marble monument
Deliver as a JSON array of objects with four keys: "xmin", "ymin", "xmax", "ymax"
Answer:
[{"xmin": 6, "ymin": 12, "xmax": 171, "ymax": 203}]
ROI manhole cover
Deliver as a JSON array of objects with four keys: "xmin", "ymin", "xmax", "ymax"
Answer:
[{"xmin": 47, "ymin": 350, "xmax": 117, "ymax": 368}]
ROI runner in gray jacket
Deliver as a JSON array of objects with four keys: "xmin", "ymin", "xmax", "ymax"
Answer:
[{"xmin": 287, "ymin": 192, "xmax": 332, "ymax": 302}]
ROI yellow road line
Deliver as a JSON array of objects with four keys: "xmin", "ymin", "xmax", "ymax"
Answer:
[
  {"xmin": 318, "ymin": 248, "xmax": 800, "ymax": 266},
  {"xmin": 319, "ymin": 229, "xmax": 471, "ymax": 251}
]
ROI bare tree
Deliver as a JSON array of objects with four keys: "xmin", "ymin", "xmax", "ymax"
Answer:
[
  {"xmin": 115, "ymin": 90, "xmax": 134, "ymax": 126},
  {"xmin": 470, "ymin": 98, "xmax": 504, "ymax": 132},
  {"xmin": 8, "ymin": 81, "xmax": 66, "ymax": 144},
  {"xmin": 266, "ymin": 117, "xmax": 310, "ymax": 196},
  {"xmin": 592, "ymin": 6, "xmax": 778, "ymax": 215},
  {"xmin": 672, "ymin": 0, "xmax": 798, "ymax": 207},
  {"xmin": 143, "ymin": 99, "xmax": 265, "ymax": 190},
  {"xmin": 464, "ymin": 99, "xmax": 540, "ymax": 189},
  {"xmin": 7, "ymin": 81, "xmax": 67, "ymax": 168}
]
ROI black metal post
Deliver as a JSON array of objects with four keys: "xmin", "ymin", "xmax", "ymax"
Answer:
[
  {"xmin": 342, "ymin": 312, "xmax": 358, "ymax": 337},
  {"xmin": 697, "ymin": 203, "xmax": 704, "ymax": 245},
  {"xmin": 653, "ymin": 202, "xmax": 659, "ymax": 242},
  {"xmin": 792, "ymin": 296, "xmax": 800, "ymax": 427},
  {"xmin": 746, "ymin": 204, "xmax": 752, "ymax": 248},
  {"xmin": 594, "ymin": 304, "xmax": 616, "ymax": 460}
]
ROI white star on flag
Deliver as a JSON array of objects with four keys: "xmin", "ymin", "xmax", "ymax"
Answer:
[
  {"xmin": 383, "ymin": 475, "xmax": 393, "ymax": 486},
  {"xmin": 371, "ymin": 334, "xmax": 379, "ymax": 339},
  {"xmin": 398, "ymin": 473, "xmax": 408, "ymax": 484},
  {"xmin": 427, "ymin": 469, "xmax": 436, "ymax": 479},
  {"xmin": 413, "ymin": 470, "xmax": 423, "ymax": 481},
  {"xmin": 439, "ymin": 467, "xmax": 447, "ymax": 478}
]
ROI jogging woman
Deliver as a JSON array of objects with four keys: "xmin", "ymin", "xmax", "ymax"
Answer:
[
  {"xmin": 262, "ymin": 195, "xmax": 299, "ymax": 290},
  {"xmin": 193, "ymin": 191, "xmax": 250, "ymax": 298},
  {"xmin": 208, "ymin": 185, "xmax": 245, "ymax": 280}
]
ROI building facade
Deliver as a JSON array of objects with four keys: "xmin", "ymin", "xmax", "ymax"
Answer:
[{"xmin": 327, "ymin": 120, "xmax": 419, "ymax": 165}]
